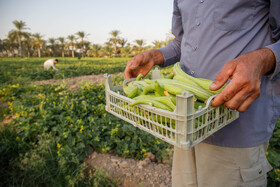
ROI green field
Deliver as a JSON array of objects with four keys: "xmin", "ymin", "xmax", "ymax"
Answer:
[
  {"xmin": 0, "ymin": 58, "xmax": 279, "ymax": 186},
  {"xmin": 0, "ymin": 57, "xmax": 130, "ymax": 84}
]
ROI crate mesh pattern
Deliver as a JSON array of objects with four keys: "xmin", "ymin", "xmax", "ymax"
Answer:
[{"xmin": 104, "ymin": 73, "xmax": 239, "ymax": 149}]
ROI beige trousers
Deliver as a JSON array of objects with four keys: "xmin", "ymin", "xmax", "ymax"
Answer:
[{"xmin": 172, "ymin": 142, "xmax": 272, "ymax": 187}]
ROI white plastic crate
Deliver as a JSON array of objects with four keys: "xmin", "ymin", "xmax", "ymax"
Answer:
[{"xmin": 104, "ymin": 69, "xmax": 239, "ymax": 150}]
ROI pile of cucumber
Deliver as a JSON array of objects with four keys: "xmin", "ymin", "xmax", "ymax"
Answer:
[{"xmin": 123, "ymin": 62, "xmax": 226, "ymax": 112}]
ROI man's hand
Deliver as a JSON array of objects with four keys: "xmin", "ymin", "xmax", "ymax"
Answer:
[
  {"xmin": 124, "ymin": 50, "xmax": 164, "ymax": 79},
  {"xmin": 210, "ymin": 48, "xmax": 276, "ymax": 112}
]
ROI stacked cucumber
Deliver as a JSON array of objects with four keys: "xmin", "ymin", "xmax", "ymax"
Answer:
[{"xmin": 123, "ymin": 62, "xmax": 226, "ymax": 112}]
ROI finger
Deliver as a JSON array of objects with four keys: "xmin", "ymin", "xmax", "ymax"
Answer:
[
  {"xmin": 124, "ymin": 69, "xmax": 132, "ymax": 80},
  {"xmin": 222, "ymin": 88, "xmax": 253, "ymax": 110},
  {"xmin": 211, "ymin": 78, "xmax": 244, "ymax": 107},
  {"xmin": 236, "ymin": 91, "xmax": 260, "ymax": 112},
  {"xmin": 210, "ymin": 61, "xmax": 236, "ymax": 91},
  {"xmin": 130, "ymin": 54, "xmax": 143, "ymax": 70},
  {"xmin": 124, "ymin": 61, "xmax": 137, "ymax": 79}
]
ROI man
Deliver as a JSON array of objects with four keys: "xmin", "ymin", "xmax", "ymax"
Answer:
[
  {"xmin": 124, "ymin": 0, "xmax": 279, "ymax": 186},
  {"xmin": 43, "ymin": 58, "xmax": 59, "ymax": 71}
]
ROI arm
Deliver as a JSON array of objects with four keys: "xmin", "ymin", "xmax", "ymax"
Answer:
[
  {"xmin": 124, "ymin": 0, "xmax": 183, "ymax": 79},
  {"xmin": 210, "ymin": 0, "xmax": 280, "ymax": 112},
  {"xmin": 210, "ymin": 48, "xmax": 276, "ymax": 112},
  {"xmin": 52, "ymin": 62, "xmax": 59, "ymax": 71}
]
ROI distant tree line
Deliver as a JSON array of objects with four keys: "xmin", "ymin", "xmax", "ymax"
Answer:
[{"xmin": 0, "ymin": 20, "xmax": 174, "ymax": 58}]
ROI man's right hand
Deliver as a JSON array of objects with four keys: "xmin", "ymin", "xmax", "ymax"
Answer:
[{"xmin": 124, "ymin": 50, "xmax": 165, "ymax": 79}]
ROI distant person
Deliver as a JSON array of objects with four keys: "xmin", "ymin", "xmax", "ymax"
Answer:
[{"xmin": 44, "ymin": 59, "xmax": 59, "ymax": 71}]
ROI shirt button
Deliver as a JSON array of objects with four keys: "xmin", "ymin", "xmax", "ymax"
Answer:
[
  {"xmin": 192, "ymin": 46, "xmax": 197, "ymax": 51},
  {"xmin": 196, "ymin": 21, "xmax": 201, "ymax": 26},
  {"xmin": 191, "ymin": 71, "xmax": 195, "ymax": 75},
  {"xmin": 200, "ymin": 0, "xmax": 204, "ymax": 3}
]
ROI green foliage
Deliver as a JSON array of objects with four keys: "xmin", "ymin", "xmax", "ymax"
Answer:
[
  {"xmin": 0, "ymin": 57, "xmax": 130, "ymax": 84},
  {"xmin": 0, "ymin": 81, "xmax": 170, "ymax": 186},
  {"xmin": 267, "ymin": 119, "xmax": 280, "ymax": 186}
]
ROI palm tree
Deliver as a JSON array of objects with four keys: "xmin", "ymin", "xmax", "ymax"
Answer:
[
  {"xmin": 90, "ymin": 44, "xmax": 102, "ymax": 57},
  {"xmin": 67, "ymin": 35, "xmax": 76, "ymax": 57},
  {"xmin": 118, "ymin": 38, "xmax": 127, "ymax": 48},
  {"xmin": 84, "ymin": 41, "xmax": 91, "ymax": 57},
  {"xmin": 4, "ymin": 38, "xmax": 17, "ymax": 57},
  {"xmin": 102, "ymin": 42, "xmax": 113, "ymax": 57},
  {"xmin": 58, "ymin": 37, "xmax": 65, "ymax": 57},
  {"xmin": 109, "ymin": 30, "xmax": 121, "ymax": 57},
  {"xmin": 6, "ymin": 33, "xmax": 18, "ymax": 57},
  {"xmin": 23, "ymin": 32, "xmax": 34, "ymax": 58},
  {"xmin": 76, "ymin": 31, "xmax": 89, "ymax": 57},
  {"xmin": 33, "ymin": 33, "xmax": 44, "ymax": 57},
  {"xmin": 152, "ymin": 40, "xmax": 164, "ymax": 49},
  {"xmin": 122, "ymin": 43, "xmax": 132, "ymax": 58},
  {"xmin": 9, "ymin": 20, "xmax": 29, "ymax": 58},
  {"xmin": 134, "ymin": 39, "xmax": 145, "ymax": 53},
  {"xmin": 48, "ymin": 38, "xmax": 57, "ymax": 56}
]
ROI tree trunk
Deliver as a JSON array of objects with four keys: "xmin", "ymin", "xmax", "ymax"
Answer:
[
  {"xmin": 18, "ymin": 38, "xmax": 23, "ymax": 58},
  {"xmin": 72, "ymin": 48, "xmax": 75, "ymax": 58},
  {"xmin": 38, "ymin": 46, "xmax": 41, "ymax": 58},
  {"xmin": 62, "ymin": 48, "xmax": 64, "ymax": 57}
]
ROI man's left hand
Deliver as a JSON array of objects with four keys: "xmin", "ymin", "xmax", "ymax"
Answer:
[{"xmin": 210, "ymin": 48, "xmax": 276, "ymax": 112}]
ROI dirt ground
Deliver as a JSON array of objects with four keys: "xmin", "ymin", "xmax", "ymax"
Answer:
[
  {"xmin": 33, "ymin": 72, "xmax": 124, "ymax": 90},
  {"xmin": 33, "ymin": 73, "xmax": 173, "ymax": 186},
  {"xmin": 85, "ymin": 151, "xmax": 172, "ymax": 187}
]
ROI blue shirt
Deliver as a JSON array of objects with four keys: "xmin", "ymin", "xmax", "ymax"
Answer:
[{"xmin": 159, "ymin": 0, "xmax": 280, "ymax": 147}]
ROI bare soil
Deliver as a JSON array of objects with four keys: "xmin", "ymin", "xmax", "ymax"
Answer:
[
  {"xmin": 85, "ymin": 151, "xmax": 172, "ymax": 187},
  {"xmin": 33, "ymin": 72, "xmax": 124, "ymax": 90}
]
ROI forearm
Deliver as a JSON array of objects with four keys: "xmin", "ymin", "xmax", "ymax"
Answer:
[
  {"xmin": 149, "ymin": 50, "xmax": 165, "ymax": 66},
  {"xmin": 158, "ymin": 38, "xmax": 181, "ymax": 67},
  {"xmin": 255, "ymin": 48, "xmax": 276, "ymax": 76}
]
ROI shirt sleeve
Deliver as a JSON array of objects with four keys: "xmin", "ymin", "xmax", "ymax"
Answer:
[
  {"xmin": 265, "ymin": 0, "xmax": 280, "ymax": 79},
  {"xmin": 158, "ymin": 0, "xmax": 183, "ymax": 67}
]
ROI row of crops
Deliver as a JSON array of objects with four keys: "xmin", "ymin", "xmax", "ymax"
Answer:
[
  {"xmin": 0, "ymin": 58, "xmax": 279, "ymax": 186},
  {"xmin": 0, "ymin": 57, "xmax": 130, "ymax": 84}
]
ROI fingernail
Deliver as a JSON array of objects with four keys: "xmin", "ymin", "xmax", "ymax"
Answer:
[{"xmin": 210, "ymin": 82, "xmax": 216, "ymax": 89}]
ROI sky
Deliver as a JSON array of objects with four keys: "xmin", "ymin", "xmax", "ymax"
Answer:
[{"xmin": 0, "ymin": 0, "xmax": 173, "ymax": 45}]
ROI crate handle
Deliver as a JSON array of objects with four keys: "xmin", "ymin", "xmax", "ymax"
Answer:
[{"xmin": 205, "ymin": 94, "xmax": 218, "ymax": 108}]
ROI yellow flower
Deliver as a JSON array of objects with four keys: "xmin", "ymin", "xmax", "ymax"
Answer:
[
  {"xmin": 16, "ymin": 136, "xmax": 20, "ymax": 141},
  {"xmin": 140, "ymin": 148, "xmax": 147, "ymax": 154},
  {"xmin": 57, "ymin": 151, "xmax": 60, "ymax": 155},
  {"xmin": 266, "ymin": 152, "xmax": 269, "ymax": 156},
  {"xmin": 53, "ymin": 101, "xmax": 56, "ymax": 104},
  {"xmin": 101, "ymin": 148, "xmax": 105, "ymax": 152},
  {"xmin": 80, "ymin": 125, "xmax": 84, "ymax": 132},
  {"xmin": 57, "ymin": 143, "xmax": 61, "ymax": 148}
]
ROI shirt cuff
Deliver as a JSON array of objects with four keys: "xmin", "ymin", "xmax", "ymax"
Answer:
[
  {"xmin": 265, "ymin": 40, "xmax": 280, "ymax": 79},
  {"xmin": 158, "ymin": 45, "xmax": 181, "ymax": 67}
]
